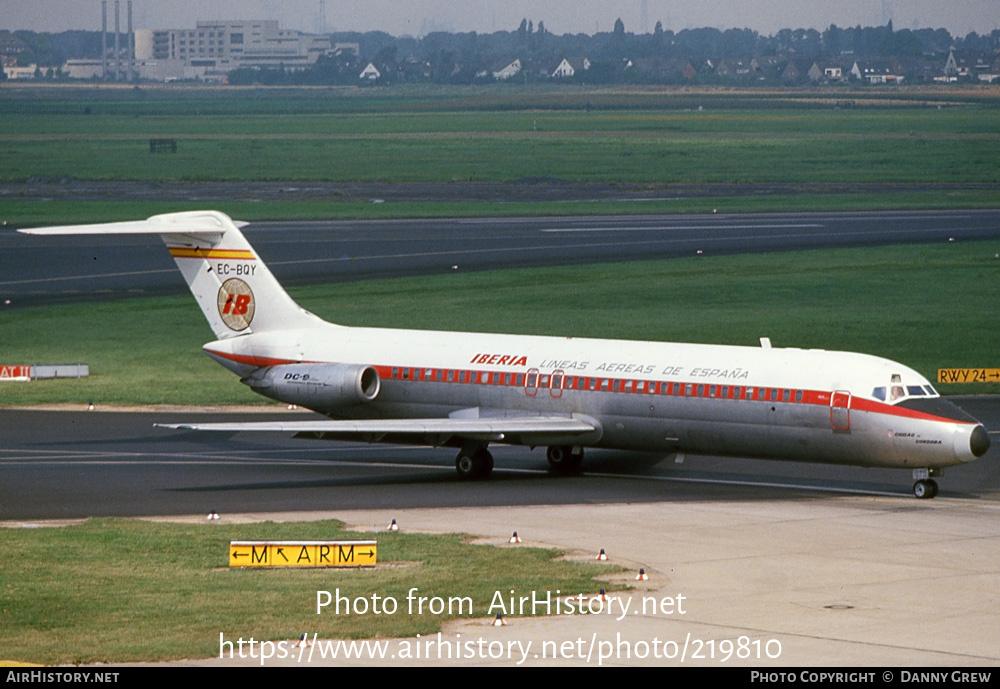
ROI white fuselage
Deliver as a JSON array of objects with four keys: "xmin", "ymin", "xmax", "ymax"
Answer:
[{"xmin": 203, "ymin": 322, "xmax": 982, "ymax": 470}]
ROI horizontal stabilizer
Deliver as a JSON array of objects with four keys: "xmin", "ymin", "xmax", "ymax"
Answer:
[
  {"xmin": 19, "ymin": 213, "xmax": 247, "ymax": 237},
  {"xmin": 21, "ymin": 211, "xmax": 321, "ymax": 339}
]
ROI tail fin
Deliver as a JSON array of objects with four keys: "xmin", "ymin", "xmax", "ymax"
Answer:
[{"xmin": 20, "ymin": 211, "xmax": 323, "ymax": 339}]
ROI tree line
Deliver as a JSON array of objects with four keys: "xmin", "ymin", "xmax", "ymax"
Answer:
[{"xmin": 5, "ymin": 20, "xmax": 1000, "ymax": 84}]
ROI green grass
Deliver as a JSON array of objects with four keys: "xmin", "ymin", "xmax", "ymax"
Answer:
[
  {"xmin": 0, "ymin": 518, "xmax": 613, "ymax": 665},
  {"xmin": 4, "ymin": 121, "xmax": 998, "ymax": 184},
  {"xmin": 2, "ymin": 240, "xmax": 998, "ymax": 406},
  {"xmin": 3, "ymin": 85, "xmax": 1000, "ymax": 185}
]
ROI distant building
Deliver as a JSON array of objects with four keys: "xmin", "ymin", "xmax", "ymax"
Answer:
[
  {"xmin": 0, "ymin": 30, "xmax": 27, "ymax": 69},
  {"xmin": 359, "ymin": 62, "xmax": 381, "ymax": 81},
  {"xmin": 64, "ymin": 59, "xmax": 104, "ymax": 79},
  {"xmin": 486, "ymin": 58, "xmax": 522, "ymax": 80},
  {"xmin": 133, "ymin": 20, "xmax": 332, "ymax": 81},
  {"xmin": 808, "ymin": 61, "xmax": 847, "ymax": 83},
  {"xmin": 550, "ymin": 57, "xmax": 590, "ymax": 78},
  {"xmin": 943, "ymin": 49, "xmax": 1000, "ymax": 82},
  {"xmin": 3, "ymin": 64, "xmax": 38, "ymax": 80},
  {"xmin": 851, "ymin": 59, "xmax": 905, "ymax": 84}
]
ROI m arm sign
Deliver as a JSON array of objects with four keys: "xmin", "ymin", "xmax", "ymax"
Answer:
[{"xmin": 229, "ymin": 540, "xmax": 377, "ymax": 568}]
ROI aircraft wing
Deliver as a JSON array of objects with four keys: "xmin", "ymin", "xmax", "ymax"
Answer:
[{"xmin": 155, "ymin": 416, "xmax": 600, "ymax": 446}]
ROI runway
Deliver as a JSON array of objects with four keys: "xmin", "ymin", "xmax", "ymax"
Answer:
[{"xmin": 3, "ymin": 209, "xmax": 1000, "ymax": 308}]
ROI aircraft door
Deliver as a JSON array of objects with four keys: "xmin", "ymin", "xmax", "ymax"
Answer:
[
  {"xmin": 830, "ymin": 390, "xmax": 851, "ymax": 430},
  {"xmin": 550, "ymin": 369, "xmax": 565, "ymax": 398},
  {"xmin": 525, "ymin": 368, "xmax": 539, "ymax": 397}
]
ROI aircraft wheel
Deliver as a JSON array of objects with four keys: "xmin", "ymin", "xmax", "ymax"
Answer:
[
  {"xmin": 913, "ymin": 479, "xmax": 938, "ymax": 499},
  {"xmin": 547, "ymin": 445, "xmax": 583, "ymax": 474},
  {"xmin": 456, "ymin": 448, "xmax": 493, "ymax": 480}
]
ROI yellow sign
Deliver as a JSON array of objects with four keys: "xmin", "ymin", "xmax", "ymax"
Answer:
[
  {"xmin": 229, "ymin": 540, "xmax": 377, "ymax": 568},
  {"xmin": 937, "ymin": 369, "xmax": 1000, "ymax": 384}
]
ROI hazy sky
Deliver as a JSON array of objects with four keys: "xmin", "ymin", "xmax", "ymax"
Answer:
[{"xmin": 2, "ymin": 0, "xmax": 998, "ymax": 36}]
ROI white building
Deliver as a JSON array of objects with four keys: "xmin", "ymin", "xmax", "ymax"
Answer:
[{"xmin": 133, "ymin": 20, "xmax": 332, "ymax": 81}]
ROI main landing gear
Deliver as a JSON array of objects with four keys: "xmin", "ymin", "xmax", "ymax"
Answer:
[
  {"xmin": 912, "ymin": 468, "xmax": 941, "ymax": 499},
  {"xmin": 546, "ymin": 445, "xmax": 584, "ymax": 474},
  {"xmin": 455, "ymin": 446, "xmax": 493, "ymax": 480},
  {"xmin": 454, "ymin": 444, "xmax": 586, "ymax": 480}
]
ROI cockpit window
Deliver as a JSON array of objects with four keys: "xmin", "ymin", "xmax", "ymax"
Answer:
[{"xmin": 873, "ymin": 382, "xmax": 939, "ymax": 403}]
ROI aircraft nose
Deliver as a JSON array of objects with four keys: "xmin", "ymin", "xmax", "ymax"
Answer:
[{"xmin": 970, "ymin": 425, "xmax": 990, "ymax": 458}]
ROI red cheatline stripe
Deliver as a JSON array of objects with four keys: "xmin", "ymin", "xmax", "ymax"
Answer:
[
  {"xmin": 169, "ymin": 247, "xmax": 255, "ymax": 260},
  {"xmin": 207, "ymin": 354, "xmax": 975, "ymax": 427},
  {"xmin": 205, "ymin": 350, "xmax": 299, "ymax": 368},
  {"xmin": 851, "ymin": 397, "xmax": 973, "ymax": 425}
]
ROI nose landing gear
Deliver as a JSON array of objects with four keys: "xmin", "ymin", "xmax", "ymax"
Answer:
[
  {"xmin": 913, "ymin": 479, "xmax": 939, "ymax": 499},
  {"xmin": 912, "ymin": 468, "xmax": 941, "ymax": 499}
]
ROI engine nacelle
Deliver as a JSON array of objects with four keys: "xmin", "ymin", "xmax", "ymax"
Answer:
[{"xmin": 242, "ymin": 363, "xmax": 380, "ymax": 410}]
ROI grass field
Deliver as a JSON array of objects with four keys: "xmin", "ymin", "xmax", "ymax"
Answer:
[
  {"xmin": 0, "ymin": 518, "xmax": 613, "ymax": 664},
  {"xmin": 3, "ymin": 85, "xmax": 1000, "ymax": 186},
  {"xmin": 2, "ymin": 240, "xmax": 998, "ymax": 406},
  {"xmin": 2, "ymin": 84, "xmax": 999, "ymax": 226}
]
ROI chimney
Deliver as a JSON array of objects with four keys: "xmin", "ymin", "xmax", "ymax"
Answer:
[
  {"xmin": 127, "ymin": 1, "xmax": 134, "ymax": 81},
  {"xmin": 114, "ymin": 0, "xmax": 120, "ymax": 81},
  {"xmin": 101, "ymin": 1, "xmax": 107, "ymax": 80}
]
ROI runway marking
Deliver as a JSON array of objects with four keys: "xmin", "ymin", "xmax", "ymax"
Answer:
[
  {"xmin": 453, "ymin": 212, "xmax": 980, "ymax": 224},
  {"xmin": 0, "ymin": 445, "xmax": 432, "ymax": 463},
  {"xmin": 0, "ymin": 268, "xmax": 176, "ymax": 287},
  {"xmin": 540, "ymin": 223, "xmax": 825, "ymax": 233},
  {"xmin": 264, "ymin": 225, "xmax": 992, "ymax": 269}
]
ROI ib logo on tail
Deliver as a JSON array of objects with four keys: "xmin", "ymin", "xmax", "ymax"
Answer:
[{"xmin": 218, "ymin": 278, "xmax": 255, "ymax": 331}]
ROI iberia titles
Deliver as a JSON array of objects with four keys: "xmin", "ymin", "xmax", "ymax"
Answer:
[
  {"xmin": 472, "ymin": 352, "xmax": 751, "ymax": 381},
  {"xmin": 470, "ymin": 353, "xmax": 529, "ymax": 366}
]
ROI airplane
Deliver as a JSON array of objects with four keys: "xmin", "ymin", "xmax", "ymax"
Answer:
[{"xmin": 21, "ymin": 210, "xmax": 990, "ymax": 499}]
